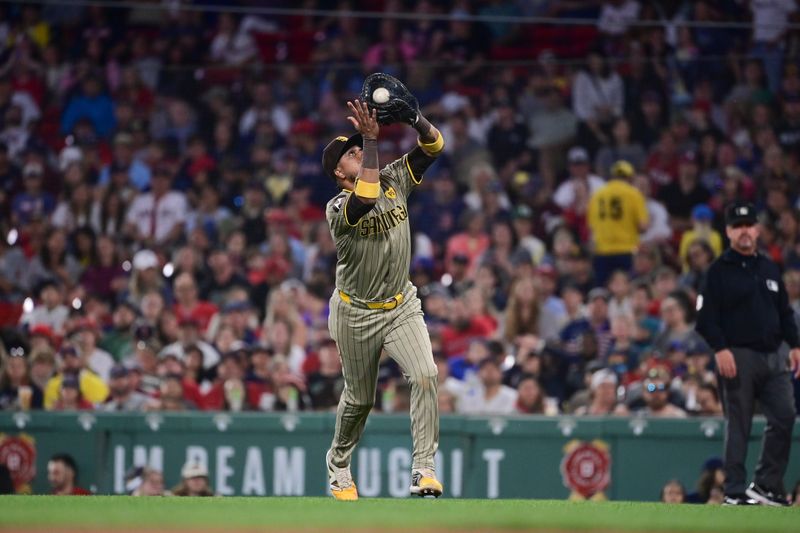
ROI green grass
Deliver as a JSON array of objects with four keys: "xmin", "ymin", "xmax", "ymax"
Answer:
[{"xmin": 0, "ymin": 496, "xmax": 799, "ymax": 532}]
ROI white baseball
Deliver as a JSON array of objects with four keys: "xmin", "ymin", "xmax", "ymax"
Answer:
[{"xmin": 372, "ymin": 87, "xmax": 390, "ymax": 104}]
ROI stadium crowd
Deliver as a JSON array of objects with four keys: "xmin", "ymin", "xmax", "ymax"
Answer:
[{"xmin": 0, "ymin": 0, "xmax": 799, "ymax": 452}]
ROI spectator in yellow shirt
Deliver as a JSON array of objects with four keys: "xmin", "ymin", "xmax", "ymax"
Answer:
[
  {"xmin": 587, "ymin": 160, "xmax": 649, "ymax": 287},
  {"xmin": 678, "ymin": 204, "xmax": 722, "ymax": 271},
  {"xmin": 43, "ymin": 346, "xmax": 109, "ymax": 409}
]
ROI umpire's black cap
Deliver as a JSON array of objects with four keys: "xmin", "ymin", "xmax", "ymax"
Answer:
[
  {"xmin": 322, "ymin": 133, "xmax": 363, "ymax": 181},
  {"xmin": 725, "ymin": 201, "xmax": 758, "ymax": 226}
]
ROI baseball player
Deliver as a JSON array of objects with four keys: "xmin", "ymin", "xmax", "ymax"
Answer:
[{"xmin": 322, "ymin": 97, "xmax": 444, "ymax": 500}]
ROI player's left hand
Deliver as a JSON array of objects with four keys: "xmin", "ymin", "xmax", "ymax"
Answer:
[
  {"xmin": 790, "ymin": 348, "xmax": 800, "ymax": 378},
  {"xmin": 361, "ymin": 72, "xmax": 419, "ymax": 125},
  {"xmin": 346, "ymin": 99, "xmax": 379, "ymax": 140}
]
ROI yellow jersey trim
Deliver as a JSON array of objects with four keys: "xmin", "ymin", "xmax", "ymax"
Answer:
[{"xmin": 406, "ymin": 157, "xmax": 422, "ymax": 185}]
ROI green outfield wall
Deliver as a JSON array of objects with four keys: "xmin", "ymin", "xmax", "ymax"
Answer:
[{"xmin": 1, "ymin": 412, "xmax": 798, "ymax": 500}]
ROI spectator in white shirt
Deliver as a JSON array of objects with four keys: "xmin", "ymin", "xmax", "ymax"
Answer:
[
  {"xmin": 458, "ymin": 358, "xmax": 518, "ymax": 415},
  {"xmin": 124, "ymin": 166, "xmax": 188, "ymax": 247},
  {"xmin": 750, "ymin": 0, "xmax": 797, "ymax": 92},
  {"xmin": 68, "ymin": 318, "xmax": 115, "ymax": 383},
  {"xmin": 160, "ymin": 318, "xmax": 221, "ymax": 371},
  {"xmin": 239, "ymin": 81, "xmax": 291, "ymax": 138},
  {"xmin": 553, "ymin": 147, "xmax": 606, "ymax": 210},
  {"xmin": 435, "ymin": 353, "xmax": 465, "ymax": 399},
  {"xmin": 7, "ymin": 85, "xmax": 41, "ymax": 129},
  {"xmin": 632, "ymin": 173, "xmax": 672, "ymax": 246},
  {"xmin": 209, "ymin": 12, "xmax": 258, "ymax": 67},
  {"xmin": 572, "ymin": 49, "xmax": 624, "ymax": 153},
  {"xmin": 19, "ymin": 279, "xmax": 70, "ymax": 336},
  {"xmin": 100, "ymin": 364, "xmax": 151, "ymax": 412}
]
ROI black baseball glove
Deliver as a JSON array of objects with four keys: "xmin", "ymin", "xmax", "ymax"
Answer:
[{"xmin": 361, "ymin": 72, "xmax": 419, "ymax": 126}]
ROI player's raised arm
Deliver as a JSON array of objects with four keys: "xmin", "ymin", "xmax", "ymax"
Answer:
[
  {"xmin": 346, "ymin": 99, "xmax": 381, "ymax": 205},
  {"xmin": 406, "ymin": 112, "xmax": 444, "ymax": 181},
  {"xmin": 361, "ymin": 73, "xmax": 444, "ymax": 185}
]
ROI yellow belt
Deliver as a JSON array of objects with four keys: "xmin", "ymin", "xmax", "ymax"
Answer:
[{"xmin": 338, "ymin": 290, "xmax": 404, "ymax": 310}]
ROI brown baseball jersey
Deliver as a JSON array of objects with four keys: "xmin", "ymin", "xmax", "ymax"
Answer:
[{"xmin": 326, "ymin": 156, "xmax": 415, "ymax": 302}]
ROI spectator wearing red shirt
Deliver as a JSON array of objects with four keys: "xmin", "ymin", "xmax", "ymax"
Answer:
[
  {"xmin": 47, "ymin": 453, "xmax": 91, "ymax": 495},
  {"xmin": 441, "ymin": 295, "xmax": 497, "ymax": 358},
  {"xmin": 645, "ymin": 130, "xmax": 680, "ymax": 189},
  {"xmin": 114, "ymin": 66, "xmax": 154, "ymax": 116},
  {"xmin": 173, "ymin": 272, "xmax": 218, "ymax": 334},
  {"xmin": 158, "ymin": 353, "xmax": 204, "ymax": 410},
  {"xmin": 202, "ymin": 350, "xmax": 248, "ymax": 411},
  {"xmin": 445, "ymin": 209, "xmax": 490, "ymax": 276}
]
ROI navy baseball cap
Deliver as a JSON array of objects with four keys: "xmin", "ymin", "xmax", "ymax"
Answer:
[
  {"xmin": 59, "ymin": 346, "xmax": 78, "ymax": 358},
  {"xmin": 222, "ymin": 300, "xmax": 251, "ymax": 313},
  {"xmin": 322, "ymin": 133, "xmax": 363, "ymax": 181},
  {"xmin": 109, "ymin": 364, "xmax": 129, "ymax": 379},
  {"xmin": 725, "ymin": 201, "xmax": 757, "ymax": 226},
  {"xmin": 62, "ymin": 373, "xmax": 80, "ymax": 389}
]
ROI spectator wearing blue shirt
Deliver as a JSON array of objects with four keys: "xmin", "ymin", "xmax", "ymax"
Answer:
[
  {"xmin": 559, "ymin": 288, "xmax": 613, "ymax": 364},
  {"xmin": 61, "ymin": 75, "xmax": 116, "ymax": 139},
  {"xmin": 97, "ymin": 132, "xmax": 151, "ymax": 191},
  {"xmin": 11, "ymin": 162, "xmax": 54, "ymax": 226},
  {"xmin": 449, "ymin": 338, "xmax": 492, "ymax": 381}
]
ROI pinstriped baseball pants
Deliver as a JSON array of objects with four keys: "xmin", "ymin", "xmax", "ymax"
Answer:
[{"xmin": 328, "ymin": 284, "xmax": 439, "ymax": 471}]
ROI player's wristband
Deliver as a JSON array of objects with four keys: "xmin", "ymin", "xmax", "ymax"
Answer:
[
  {"xmin": 417, "ymin": 132, "xmax": 444, "ymax": 156},
  {"xmin": 354, "ymin": 179, "xmax": 380, "ymax": 199}
]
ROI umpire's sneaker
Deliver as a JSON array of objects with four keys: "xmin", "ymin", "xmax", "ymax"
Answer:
[
  {"xmin": 409, "ymin": 468, "xmax": 443, "ymax": 498},
  {"xmin": 326, "ymin": 450, "xmax": 358, "ymax": 501},
  {"xmin": 745, "ymin": 483, "xmax": 789, "ymax": 506},
  {"xmin": 722, "ymin": 494, "xmax": 759, "ymax": 506}
]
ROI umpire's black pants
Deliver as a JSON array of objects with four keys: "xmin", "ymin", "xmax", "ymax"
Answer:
[{"xmin": 719, "ymin": 347, "xmax": 796, "ymax": 495}]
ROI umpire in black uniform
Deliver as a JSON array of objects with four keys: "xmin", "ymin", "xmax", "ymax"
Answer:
[{"xmin": 696, "ymin": 201, "xmax": 800, "ymax": 506}]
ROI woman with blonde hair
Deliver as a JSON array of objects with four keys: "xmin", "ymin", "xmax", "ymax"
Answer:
[
  {"xmin": 262, "ymin": 286, "xmax": 307, "ymax": 349},
  {"xmin": 126, "ymin": 250, "xmax": 168, "ymax": 306}
]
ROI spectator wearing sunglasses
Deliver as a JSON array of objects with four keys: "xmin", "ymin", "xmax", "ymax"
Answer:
[{"xmin": 638, "ymin": 367, "xmax": 687, "ymax": 418}]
